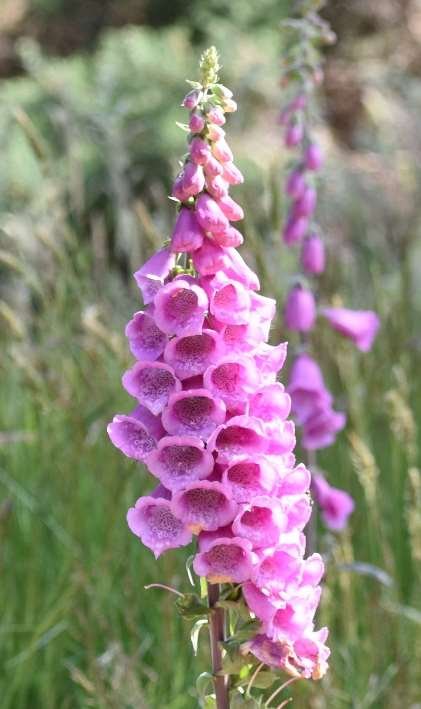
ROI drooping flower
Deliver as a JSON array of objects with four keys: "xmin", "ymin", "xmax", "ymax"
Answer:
[
  {"xmin": 127, "ymin": 496, "xmax": 192, "ymax": 558},
  {"xmin": 322, "ymin": 307, "xmax": 380, "ymax": 352},
  {"xmin": 287, "ymin": 353, "xmax": 332, "ymax": 424},
  {"xmin": 312, "ymin": 473, "xmax": 355, "ymax": 530},
  {"xmin": 284, "ymin": 285, "xmax": 316, "ymax": 332}
]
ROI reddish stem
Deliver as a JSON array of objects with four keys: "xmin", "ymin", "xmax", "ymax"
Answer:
[{"xmin": 207, "ymin": 582, "xmax": 229, "ymax": 708}]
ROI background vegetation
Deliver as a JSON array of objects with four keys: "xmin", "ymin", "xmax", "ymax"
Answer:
[{"xmin": 0, "ymin": 1, "xmax": 420, "ymax": 707}]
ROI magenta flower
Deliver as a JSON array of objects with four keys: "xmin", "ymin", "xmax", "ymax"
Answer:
[
  {"xmin": 223, "ymin": 247, "xmax": 260, "ymax": 291},
  {"xmin": 212, "ymin": 138, "xmax": 233, "ymax": 163},
  {"xmin": 322, "ymin": 307, "xmax": 380, "ymax": 352},
  {"xmin": 284, "ymin": 285, "xmax": 317, "ymax": 332},
  {"xmin": 162, "ymin": 389, "xmax": 226, "ymax": 438},
  {"xmin": 192, "ymin": 236, "xmax": 231, "ymax": 276},
  {"xmin": 278, "ymin": 464, "xmax": 311, "ymax": 496},
  {"xmin": 209, "ymin": 274, "xmax": 251, "ymax": 325},
  {"xmin": 153, "ymin": 278, "xmax": 208, "ymax": 336},
  {"xmin": 182, "ymin": 89, "xmax": 201, "ymax": 109},
  {"xmin": 242, "ymin": 582, "xmax": 279, "ymax": 623},
  {"xmin": 163, "ymin": 329, "xmax": 223, "ymax": 380},
  {"xmin": 293, "ymin": 185, "xmax": 317, "ymax": 217},
  {"xmin": 287, "ymin": 353, "xmax": 332, "ymax": 424},
  {"xmin": 286, "ymin": 169, "xmax": 306, "ymax": 199},
  {"xmin": 125, "ymin": 311, "xmax": 168, "ymax": 362},
  {"xmin": 193, "ymin": 537, "xmax": 255, "ymax": 583},
  {"xmin": 312, "ymin": 473, "xmax": 355, "ymax": 530},
  {"xmin": 222, "ymin": 161, "xmax": 244, "ymax": 185},
  {"xmin": 301, "ymin": 234, "xmax": 325, "ymax": 275},
  {"xmin": 249, "ymin": 383, "xmax": 291, "ymax": 422},
  {"xmin": 302, "ymin": 406, "xmax": 346, "ymax": 450},
  {"xmin": 172, "ymin": 480, "xmax": 237, "ymax": 533},
  {"xmin": 195, "ymin": 193, "xmax": 229, "ymax": 234},
  {"xmin": 189, "ymin": 112, "xmax": 206, "ymax": 133},
  {"xmin": 190, "ymin": 136, "xmax": 211, "ymax": 165},
  {"xmin": 217, "ymin": 194, "xmax": 244, "ymax": 221},
  {"xmin": 222, "ymin": 457, "xmax": 278, "ymax": 502},
  {"xmin": 283, "ymin": 215, "xmax": 309, "ymax": 245},
  {"xmin": 242, "ymin": 629, "xmax": 330, "ymax": 680},
  {"xmin": 122, "ymin": 361, "xmax": 181, "ymax": 415},
  {"xmin": 146, "ymin": 435, "xmax": 214, "ymax": 491},
  {"xmin": 284, "ymin": 122, "xmax": 304, "ymax": 147},
  {"xmin": 170, "ymin": 207, "xmax": 204, "ymax": 253},
  {"xmin": 133, "ymin": 248, "xmax": 175, "ymax": 305},
  {"xmin": 206, "ymin": 105, "xmax": 226, "ymax": 126},
  {"xmin": 304, "ymin": 142, "xmax": 324, "ymax": 171},
  {"xmin": 107, "ymin": 408, "xmax": 162, "ymax": 461},
  {"xmin": 204, "ymin": 356, "xmax": 259, "ymax": 406},
  {"xmin": 127, "ymin": 496, "xmax": 192, "ymax": 558},
  {"xmin": 232, "ymin": 497, "xmax": 288, "ymax": 548}
]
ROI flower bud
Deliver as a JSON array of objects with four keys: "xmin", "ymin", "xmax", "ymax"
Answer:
[
  {"xmin": 305, "ymin": 142, "xmax": 324, "ymax": 171},
  {"xmin": 171, "ymin": 207, "xmax": 205, "ymax": 253},
  {"xmin": 293, "ymin": 186, "xmax": 317, "ymax": 217},
  {"xmin": 189, "ymin": 112, "xmax": 206, "ymax": 133},
  {"xmin": 214, "ymin": 83, "xmax": 233, "ymax": 99},
  {"xmin": 301, "ymin": 234, "xmax": 325, "ymax": 275},
  {"xmin": 183, "ymin": 89, "xmax": 202, "ymax": 110},
  {"xmin": 284, "ymin": 285, "xmax": 316, "ymax": 332},
  {"xmin": 180, "ymin": 162, "xmax": 205, "ymax": 198},
  {"xmin": 190, "ymin": 137, "xmax": 211, "ymax": 165},
  {"xmin": 207, "ymin": 124, "xmax": 225, "ymax": 141},
  {"xmin": 284, "ymin": 122, "xmax": 304, "ymax": 148},
  {"xmin": 212, "ymin": 138, "xmax": 233, "ymax": 163},
  {"xmin": 203, "ymin": 155, "xmax": 223, "ymax": 177},
  {"xmin": 205, "ymin": 174, "xmax": 229, "ymax": 200},
  {"xmin": 282, "ymin": 215, "xmax": 309, "ymax": 245},
  {"xmin": 285, "ymin": 169, "xmax": 306, "ymax": 199},
  {"xmin": 222, "ymin": 161, "xmax": 244, "ymax": 185},
  {"xmin": 206, "ymin": 106, "xmax": 226, "ymax": 125},
  {"xmin": 222, "ymin": 98, "xmax": 237, "ymax": 113}
]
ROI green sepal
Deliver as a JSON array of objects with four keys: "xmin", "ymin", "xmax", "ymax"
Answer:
[
  {"xmin": 190, "ymin": 618, "xmax": 209, "ymax": 655},
  {"xmin": 230, "ymin": 691, "xmax": 262, "ymax": 708},
  {"xmin": 175, "ymin": 593, "xmax": 209, "ymax": 620},
  {"xmin": 224, "ymin": 619, "xmax": 261, "ymax": 646},
  {"xmin": 222, "ymin": 651, "xmax": 252, "ymax": 676},
  {"xmin": 217, "ymin": 599, "xmax": 251, "ymax": 622}
]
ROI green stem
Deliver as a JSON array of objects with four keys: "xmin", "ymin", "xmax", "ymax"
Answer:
[
  {"xmin": 207, "ymin": 582, "xmax": 229, "ymax": 708},
  {"xmin": 306, "ymin": 448, "xmax": 318, "ymax": 555}
]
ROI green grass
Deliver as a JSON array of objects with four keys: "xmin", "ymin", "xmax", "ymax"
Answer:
[
  {"xmin": 1, "ymin": 213, "xmax": 420, "ymax": 708},
  {"xmin": 1, "ymin": 26, "xmax": 421, "ymax": 703}
]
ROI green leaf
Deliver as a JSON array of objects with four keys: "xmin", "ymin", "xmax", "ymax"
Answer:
[
  {"xmin": 230, "ymin": 691, "xmax": 262, "ymax": 708},
  {"xmin": 217, "ymin": 599, "xmax": 251, "ymax": 622},
  {"xmin": 247, "ymin": 671, "xmax": 277, "ymax": 690},
  {"xmin": 190, "ymin": 618, "xmax": 208, "ymax": 656},
  {"xmin": 196, "ymin": 672, "xmax": 214, "ymax": 700},
  {"xmin": 175, "ymin": 593, "xmax": 209, "ymax": 620},
  {"xmin": 338, "ymin": 562, "xmax": 394, "ymax": 587},
  {"xmin": 185, "ymin": 554, "xmax": 196, "ymax": 586},
  {"xmin": 229, "ymin": 619, "xmax": 261, "ymax": 644},
  {"xmin": 175, "ymin": 121, "xmax": 190, "ymax": 132},
  {"xmin": 202, "ymin": 696, "xmax": 217, "ymax": 709},
  {"xmin": 222, "ymin": 652, "xmax": 252, "ymax": 676}
]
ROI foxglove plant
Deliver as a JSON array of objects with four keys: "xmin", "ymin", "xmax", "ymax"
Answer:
[
  {"xmin": 108, "ymin": 47, "xmax": 329, "ymax": 706},
  {"xmin": 279, "ymin": 2, "xmax": 379, "ymax": 532}
]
